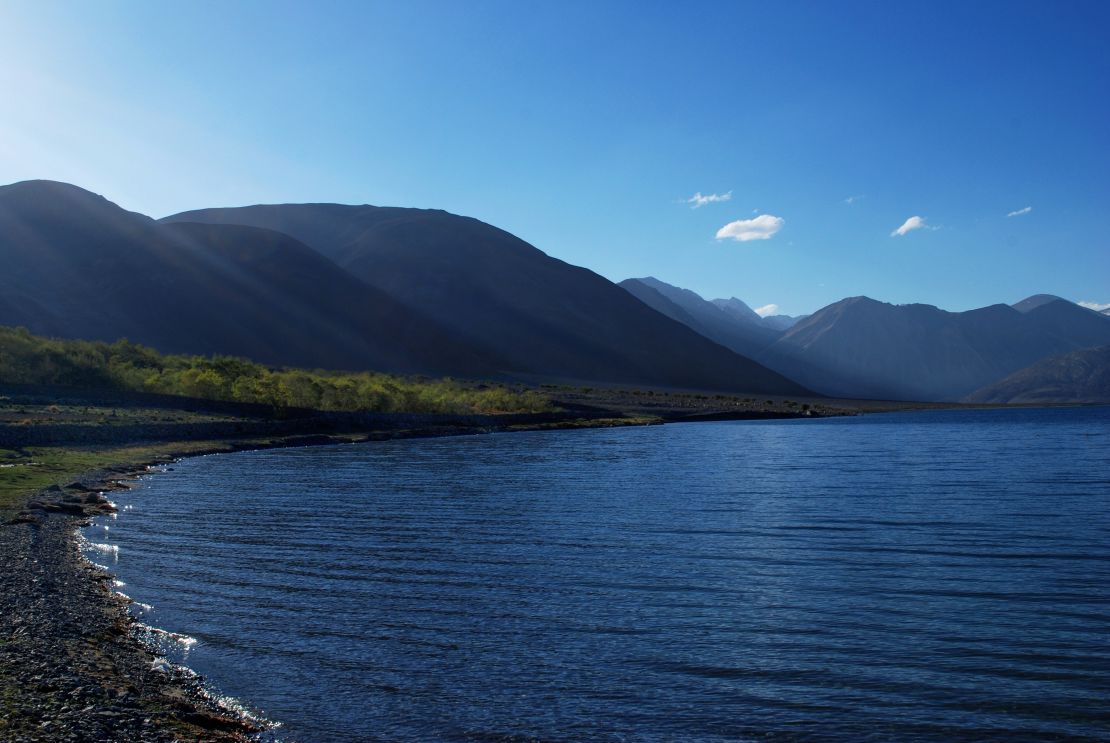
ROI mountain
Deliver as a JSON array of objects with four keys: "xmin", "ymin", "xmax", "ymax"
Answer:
[
  {"xmin": 965, "ymin": 345, "xmax": 1110, "ymax": 403},
  {"xmin": 163, "ymin": 205, "xmax": 810, "ymax": 394},
  {"xmin": 1012, "ymin": 294, "xmax": 1068, "ymax": 313},
  {"xmin": 710, "ymin": 297, "xmax": 805, "ymax": 331},
  {"xmin": 760, "ymin": 314, "xmax": 806, "ymax": 331},
  {"xmin": 711, "ymin": 297, "xmax": 763, "ymax": 325},
  {"xmin": 618, "ymin": 280, "xmax": 703, "ymax": 330},
  {"xmin": 0, "ymin": 180, "xmax": 499, "ymax": 376},
  {"xmin": 759, "ymin": 296, "xmax": 1110, "ymax": 401},
  {"xmin": 619, "ymin": 278, "xmax": 780, "ymax": 358}
]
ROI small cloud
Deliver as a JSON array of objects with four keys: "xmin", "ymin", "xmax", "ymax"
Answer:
[
  {"xmin": 1007, "ymin": 206, "xmax": 1032, "ymax": 217},
  {"xmin": 843, "ymin": 194, "xmax": 865, "ymax": 205},
  {"xmin": 685, "ymin": 190, "xmax": 732, "ymax": 208},
  {"xmin": 891, "ymin": 215, "xmax": 929, "ymax": 237},
  {"xmin": 754, "ymin": 303, "xmax": 779, "ymax": 317},
  {"xmin": 716, "ymin": 214, "xmax": 784, "ymax": 242},
  {"xmin": 1079, "ymin": 300, "xmax": 1110, "ymax": 312}
]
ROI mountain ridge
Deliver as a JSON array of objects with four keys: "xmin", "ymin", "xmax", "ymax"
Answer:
[
  {"xmin": 761, "ymin": 294, "xmax": 1110, "ymax": 400},
  {"xmin": 965, "ymin": 345, "xmax": 1110, "ymax": 403},
  {"xmin": 0, "ymin": 181, "xmax": 503, "ymax": 376},
  {"xmin": 163, "ymin": 203, "xmax": 810, "ymax": 395}
]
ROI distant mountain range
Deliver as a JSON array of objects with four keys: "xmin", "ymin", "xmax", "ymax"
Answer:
[
  {"xmin": 709, "ymin": 297, "xmax": 805, "ymax": 331},
  {"xmin": 4, "ymin": 179, "xmax": 1106, "ymax": 403},
  {"xmin": 0, "ymin": 180, "xmax": 806, "ymax": 395},
  {"xmin": 966, "ymin": 345, "xmax": 1110, "ymax": 403},
  {"xmin": 762, "ymin": 295, "xmax": 1110, "ymax": 400},
  {"xmin": 618, "ymin": 278, "xmax": 780, "ymax": 358},
  {"xmin": 617, "ymin": 278, "xmax": 1110, "ymax": 402}
]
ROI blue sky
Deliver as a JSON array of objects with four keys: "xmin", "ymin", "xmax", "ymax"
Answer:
[{"xmin": 2, "ymin": 1, "xmax": 1107, "ymax": 316}]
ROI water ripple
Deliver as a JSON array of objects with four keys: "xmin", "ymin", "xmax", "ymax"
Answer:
[{"xmin": 83, "ymin": 406, "xmax": 1110, "ymax": 742}]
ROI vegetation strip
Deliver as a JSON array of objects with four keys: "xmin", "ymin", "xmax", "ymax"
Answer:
[{"xmin": 1, "ymin": 325, "xmax": 554, "ymax": 415}]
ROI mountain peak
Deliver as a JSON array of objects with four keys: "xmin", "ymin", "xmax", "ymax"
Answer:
[
  {"xmin": 710, "ymin": 296, "xmax": 762, "ymax": 325},
  {"xmin": 1012, "ymin": 294, "xmax": 1069, "ymax": 313},
  {"xmin": 1, "ymin": 179, "xmax": 107, "ymax": 206},
  {"xmin": 0, "ymin": 179, "xmax": 153, "ymax": 225}
]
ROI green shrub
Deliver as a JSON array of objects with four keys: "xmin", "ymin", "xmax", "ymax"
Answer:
[{"xmin": 0, "ymin": 326, "xmax": 554, "ymax": 415}]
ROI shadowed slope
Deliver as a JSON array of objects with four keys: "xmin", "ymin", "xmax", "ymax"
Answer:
[
  {"xmin": 966, "ymin": 345, "xmax": 1110, "ymax": 403},
  {"xmin": 0, "ymin": 181, "xmax": 499, "ymax": 376},
  {"xmin": 165, "ymin": 204, "xmax": 811, "ymax": 394},
  {"xmin": 619, "ymin": 277, "xmax": 781, "ymax": 358}
]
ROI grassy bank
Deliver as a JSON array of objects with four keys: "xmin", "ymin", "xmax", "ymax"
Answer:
[{"xmin": 0, "ymin": 325, "xmax": 553, "ymax": 415}]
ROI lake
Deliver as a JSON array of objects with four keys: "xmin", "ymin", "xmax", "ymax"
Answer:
[{"xmin": 82, "ymin": 407, "xmax": 1110, "ymax": 741}]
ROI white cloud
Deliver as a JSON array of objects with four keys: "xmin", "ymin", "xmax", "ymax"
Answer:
[
  {"xmin": 754, "ymin": 303, "xmax": 779, "ymax": 317},
  {"xmin": 1007, "ymin": 206, "xmax": 1032, "ymax": 217},
  {"xmin": 1079, "ymin": 300, "xmax": 1110, "ymax": 312},
  {"xmin": 891, "ymin": 215, "xmax": 928, "ymax": 237},
  {"xmin": 685, "ymin": 190, "xmax": 732, "ymax": 208},
  {"xmin": 843, "ymin": 194, "xmax": 865, "ymax": 205},
  {"xmin": 716, "ymin": 214, "xmax": 784, "ymax": 242}
]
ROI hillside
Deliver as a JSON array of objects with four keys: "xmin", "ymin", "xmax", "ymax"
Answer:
[
  {"xmin": 965, "ymin": 345, "xmax": 1110, "ymax": 403},
  {"xmin": 0, "ymin": 181, "xmax": 497, "ymax": 377},
  {"xmin": 618, "ymin": 278, "xmax": 781, "ymax": 358},
  {"xmin": 163, "ymin": 204, "xmax": 810, "ymax": 394}
]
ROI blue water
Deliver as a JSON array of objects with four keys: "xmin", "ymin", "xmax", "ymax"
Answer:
[{"xmin": 83, "ymin": 407, "xmax": 1110, "ymax": 741}]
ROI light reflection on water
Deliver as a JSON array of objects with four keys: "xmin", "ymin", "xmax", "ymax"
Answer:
[{"xmin": 84, "ymin": 407, "xmax": 1110, "ymax": 742}]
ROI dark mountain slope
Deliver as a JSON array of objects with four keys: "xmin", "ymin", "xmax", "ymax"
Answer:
[
  {"xmin": 164, "ymin": 205, "xmax": 810, "ymax": 394},
  {"xmin": 618, "ymin": 280, "xmax": 703, "ymax": 330},
  {"xmin": 0, "ymin": 181, "xmax": 498, "ymax": 375},
  {"xmin": 619, "ymin": 277, "xmax": 781, "ymax": 358},
  {"xmin": 759, "ymin": 296, "xmax": 1110, "ymax": 400},
  {"xmin": 966, "ymin": 345, "xmax": 1110, "ymax": 403}
]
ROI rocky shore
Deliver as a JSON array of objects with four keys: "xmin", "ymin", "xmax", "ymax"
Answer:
[
  {"xmin": 0, "ymin": 412, "xmax": 662, "ymax": 741},
  {"xmin": 0, "ymin": 464, "xmax": 261, "ymax": 742}
]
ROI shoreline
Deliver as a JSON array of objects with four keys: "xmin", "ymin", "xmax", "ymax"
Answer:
[
  {"xmin": 0, "ymin": 394, "xmax": 956, "ymax": 741},
  {"xmin": 2, "ymin": 400, "xmax": 1085, "ymax": 740},
  {"xmin": 1, "ymin": 414, "xmax": 671, "ymax": 741}
]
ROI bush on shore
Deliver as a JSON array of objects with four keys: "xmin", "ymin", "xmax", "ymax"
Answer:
[{"xmin": 0, "ymin": 326, "xmax": 553, "ymax": 415}]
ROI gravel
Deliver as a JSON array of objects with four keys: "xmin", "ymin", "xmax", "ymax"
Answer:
[{"xmin": 1, "ymin": 470, "xmax": 260, "ymax": 742}]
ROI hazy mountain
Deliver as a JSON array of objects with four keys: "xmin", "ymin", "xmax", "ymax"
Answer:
[
  {"xmin": 760, "ymin": 314, "xmax": 806, "ymax": 331},
  {"xmin": 711, "ymin": 297, "xmax": 805, "ymax": 331},
  {"xmin": 759, "ymin": 296, "xmax": 1110, "ymax": 400},
  {"xmin": 0, "ymin": 180, "xmax": 499, "ymax": 376},
  {"xmin": 711, "ymin": 297, "xmax": 763, "ymax": 325},
  {"xmin": 617, "ymin": 280, "xmax": 703, "ymax": 331},
  {"xmin": 966, "ymin": 345, "xmax": 1110, "ymax": 403},
  {"xmin": 1012, "ymin": 294, "xmax": 1068, "ymax": 313},
  {"xmin": 619, "ymin": 278, "xmax": 780, "ymax": 358},
  {"xmin": 164, "ymin": 205, "xmax": 810, "ymax": 394}
]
